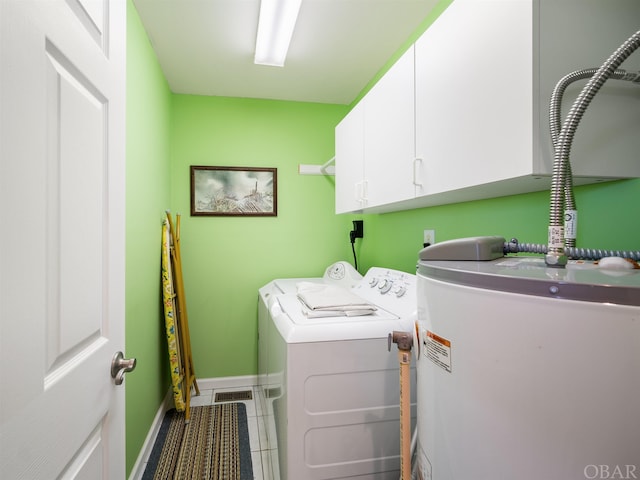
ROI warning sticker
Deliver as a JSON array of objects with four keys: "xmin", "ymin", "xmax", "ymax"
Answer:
[{"xmin": 424, "ymin": 330, "xmax": 452, "ymax": 373}]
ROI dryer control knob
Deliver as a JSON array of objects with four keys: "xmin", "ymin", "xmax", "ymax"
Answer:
[
  {"xmin": 394, "ymin": 285, "xmax": 407, "ymax": 297},
  {"xmin": 378, "ymin": 279, "xmax": 393, "ymax": 294}
]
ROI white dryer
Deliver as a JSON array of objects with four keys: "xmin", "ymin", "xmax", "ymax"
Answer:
[
  {"xmin": 258, "ymin": 263, "xmax": 417, "ymax": 480},
  {"xmin": 257, "ymin": 261, "xmax": 363, "ymax": 423}
]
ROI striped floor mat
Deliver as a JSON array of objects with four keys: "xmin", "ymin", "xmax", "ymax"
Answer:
[{"xmin": 143, "ymin": 403, "xmax": 253, "ymax": 480}]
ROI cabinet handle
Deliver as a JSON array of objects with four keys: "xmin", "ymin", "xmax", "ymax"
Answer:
[
  {"xmin": 362, "ymin": 180, "xmax": 368, "ymax": 204},
  {"xmin": 413, "ymin": 158, "xmax": 423, "ymax": 187},
  {"xmin": 356, "ymin": 180, "xmax": 368, "ymax": 207}
]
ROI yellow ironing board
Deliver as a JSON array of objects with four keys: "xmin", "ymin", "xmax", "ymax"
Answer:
[{"xmin": 161, "ymin": 211, "xmax": 199, "ymax": 422}]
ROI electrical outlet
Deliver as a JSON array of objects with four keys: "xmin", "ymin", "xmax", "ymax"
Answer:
[
  {"xmin": 350, "ymin": 220, "xmax": 364, "ymax": 243},
  {"xmin": 424, "ymin": 229, "xmax": 435, "ymax": 246},
  {"xmin": 352, "ymin": 220, "xmax": 363, "ymax": 238}
]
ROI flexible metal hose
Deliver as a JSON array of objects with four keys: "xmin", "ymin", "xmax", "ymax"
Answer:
[
  {"xmin": 549, "ymin": 68, "xmax": 635, "ymax": 249},
  {"xmin": 549, "ymin": 68, "xmax": 633, "ymax": 146},
  {"xmin": 506, "ymin": 238, "xmax": 640, "ymax": 261},
  {"xmin": 546, "ymin": 30, "xmax": 640, "ymax": 267}
]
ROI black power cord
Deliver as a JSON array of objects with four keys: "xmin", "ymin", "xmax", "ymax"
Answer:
[{"xmin": 350, "ymin": 220, "xmax": 364, "ymax": 272}]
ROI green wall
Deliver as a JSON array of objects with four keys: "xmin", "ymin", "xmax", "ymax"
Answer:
[
  {"xmin": 125, "ymin": 5, "xmax": 352, "ymax": 473},
  {"xmin": 125, "ymin": 0, "xmax": 173, "ymax": 475},
  {"xmin": 361, "ymin": 180, "xmax": 640, "ymax": 275},
  {"xmin": 169, "ymin": 96, "xmax": 352, "ymax": 378}
]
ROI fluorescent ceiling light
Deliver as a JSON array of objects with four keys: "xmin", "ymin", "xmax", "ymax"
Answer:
[{"xmin": 254, "ymin": 0, "xmax": 302, "ymax": 67}]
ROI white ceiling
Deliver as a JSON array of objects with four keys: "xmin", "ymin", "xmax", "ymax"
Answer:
[{"xmin": 132, "ymin": 0, "xmax": 440, "ymax": 105}]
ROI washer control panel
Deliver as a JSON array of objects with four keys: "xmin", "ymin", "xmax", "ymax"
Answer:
[
  {"xmin": 369, "ymin": 276, "xmax": 408, "ymax": 297},
  {"xmin": 353, "ymin": 267, "xmax": 417, "ymax": 318}
]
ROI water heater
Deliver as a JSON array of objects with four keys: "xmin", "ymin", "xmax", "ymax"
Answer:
[{"xmin": 414, "ymin": 253, "xmax": 640, "ymax": 479}]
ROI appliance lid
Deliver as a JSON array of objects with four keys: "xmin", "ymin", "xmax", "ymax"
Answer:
[
  {"xmin": 272, "ymin": 277, "xmax": 325, "ymax": 295},
  {"xmin": 418, "ymin": 256, "xmax": 640, "ymax": 306},
  {"xmin": 276, "ymin": 294, "xmax": 400, "ymax": 325}
]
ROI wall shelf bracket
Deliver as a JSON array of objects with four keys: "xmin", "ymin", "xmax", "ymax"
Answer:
[{"xmin": 299, "ymin": 156, "xmax": 335, "ymax": 176}]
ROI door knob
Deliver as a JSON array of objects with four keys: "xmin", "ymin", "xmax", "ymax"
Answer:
[{"xmin": 111, "ymin": 351, "xmax": 137, "ymax": 385}]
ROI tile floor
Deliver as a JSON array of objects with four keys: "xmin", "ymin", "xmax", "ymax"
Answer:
[
  {"xmin": 141, "ymin": 383, "xmax": 272, "ymax": 480},
  {"xmin": 191, "ymin": 384, "xmax": 270, "ymax": 480}
]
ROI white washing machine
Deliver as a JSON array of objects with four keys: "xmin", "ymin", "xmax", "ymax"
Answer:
[
  {"xmin": 414, "ymin": 237, "xmax": 640, "ymax": 480},
  {"xmin": 258, "ymin": 262, "xmax": 418, "ymax": 480}
]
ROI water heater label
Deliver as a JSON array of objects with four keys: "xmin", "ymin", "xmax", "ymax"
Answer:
[{"xmin": 425, "ymin": 330, "xmax": 452, "ymax": 372}]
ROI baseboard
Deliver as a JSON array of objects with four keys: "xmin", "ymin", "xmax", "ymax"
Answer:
[
  {"xmin": 196, "ymin": 374, "xmax": 258, "ymax": 391},
  {"xmin": 128, "ymin": 388, "xmax": 173, "ymax": 480},
  {"xmin": 128, "ymin": 375, "xmax": 258, "ymax": 480}
]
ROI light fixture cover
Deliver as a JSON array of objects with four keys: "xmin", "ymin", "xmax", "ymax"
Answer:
[{"xmin": 254, "ymin": 0, "xmax": 302, "ymax": 67}]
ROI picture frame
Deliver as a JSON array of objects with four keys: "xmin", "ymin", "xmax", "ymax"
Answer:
[{"xmin": 190, "ymin": 166, "xmax": 277, "ymax": 216}]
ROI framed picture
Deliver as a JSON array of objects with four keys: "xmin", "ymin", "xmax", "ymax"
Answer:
[{"xmin": 190, "ymin": 166, "xmax": 277, "ymax": 216}]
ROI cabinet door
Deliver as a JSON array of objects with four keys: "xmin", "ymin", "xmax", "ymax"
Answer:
[
  {"xmin": 364, "ymin": 46, "xmax": 416, "ymax": 208},
  {"xmin": 535, "ymin": 0, "xmax": 640, "ymax": 178},
  {"xmin": 415, "ymin": 0, "xmax": 533, "ymax": 196},
  {"xmin": 335, "ymin": 101, "xmax": 365, "ymax": 214}
]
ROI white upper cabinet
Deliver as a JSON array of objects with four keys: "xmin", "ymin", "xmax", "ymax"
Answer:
[
  {"xmin": 336, "ymin": 0, "xmax": 640, "ymax": 214},
  {"xmin": 414, "ymin": 0, "xmax": 640, "ymax": 205},
  {"xmin": 414, "ymin": 0, "xmax": 534, "ymax": 197},
  {"xmin": 335, "ymin": 101, "xmax": 365, "ymax": 213},
  {"xmin": 335, "ymin": 47, "xmax": 415, "ymax": 214},
  {"xmin": 363, "ymin": 46, "xmax": 416, "ymax": 210}
]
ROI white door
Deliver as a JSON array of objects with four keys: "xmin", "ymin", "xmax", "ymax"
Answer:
[{"xmin": 0, "ymin": 0, "xmax": 127, "ymax": 478}]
